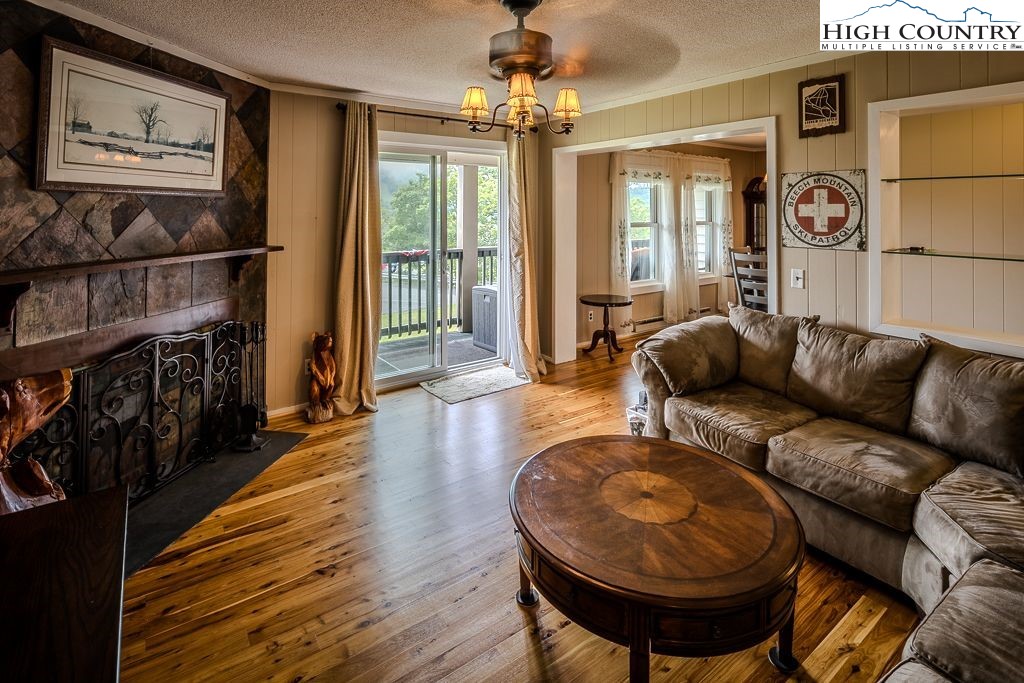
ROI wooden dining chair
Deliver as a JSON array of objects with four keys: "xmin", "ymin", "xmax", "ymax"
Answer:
[{"xmin": 730, "ymin": 248, "xmax": 769, "ymax": 312}]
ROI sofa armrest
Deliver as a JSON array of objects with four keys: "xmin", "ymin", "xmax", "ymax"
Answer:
[
  {"xmin": 631, "ymin": 316, "xmax": 739, "ymax": 438},
  {"xmin": 631, "ymin": 351, "xmax": 672, "ymax": 438}
]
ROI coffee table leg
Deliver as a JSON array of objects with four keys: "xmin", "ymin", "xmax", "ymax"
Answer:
[
  {"xmin": 516, "ymin": 561, "xmax": 539, "ymax": 607},
  {"xmin": 768, "ymin": 610, "xmax": 799, "ymax": 673}
]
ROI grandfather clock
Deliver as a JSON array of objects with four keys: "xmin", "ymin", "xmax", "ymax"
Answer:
[{"xmin": 742, "ymin": 176, "xmax": 767, "ymax": 254}]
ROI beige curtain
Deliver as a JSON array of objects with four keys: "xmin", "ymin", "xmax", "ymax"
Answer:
[
  {"xmin": 332, "ymin": 102, "xmax": 381, "ymax": 415},
  {"xmin": 504, "ymin": 130, "xmax": 547, "ymax": 382}
]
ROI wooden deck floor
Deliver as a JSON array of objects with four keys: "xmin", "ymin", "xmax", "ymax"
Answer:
[{"xmin": 120, "ymin": 354, "xmax": 918, "ymax": 682}]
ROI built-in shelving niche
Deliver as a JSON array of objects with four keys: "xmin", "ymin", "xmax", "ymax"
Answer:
[{"xmin": 868, "ymin": 82, "xmax": 1024, "ymax": 358}]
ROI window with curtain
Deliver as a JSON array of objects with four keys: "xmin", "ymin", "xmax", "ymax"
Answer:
[
  {"xmin": 628, "ymin": 181, "xmax": 659, "ymax": 283},
  {"xmin": 694, "ymin": 188, "xmax": 716, "ymax": 275}
]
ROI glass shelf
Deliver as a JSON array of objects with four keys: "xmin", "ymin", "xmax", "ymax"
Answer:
[
  {"xmin": 882, "ymin": 248, "xmax": 1024, "ymax": 262},
  {"xmin": 881, "ymin": 173, "xmax": 1024, "ymax": 182}
]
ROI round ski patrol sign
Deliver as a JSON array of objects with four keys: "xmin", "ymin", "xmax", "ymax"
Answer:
[{"xmin": 782, "ymin": 171, "xmax": 865, "ymax": 250}]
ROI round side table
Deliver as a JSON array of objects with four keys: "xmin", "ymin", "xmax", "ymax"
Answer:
[{"xmin": 579, "ymin": 294, "xmax": 633, "ymax": 361}]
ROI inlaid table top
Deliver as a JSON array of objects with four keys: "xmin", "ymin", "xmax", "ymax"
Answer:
[{"xmin": 510, "ymin": 435, "xmax": 804, "ymax": 607}]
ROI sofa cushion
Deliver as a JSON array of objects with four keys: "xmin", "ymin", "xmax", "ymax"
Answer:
[
  {"xmin": 766, "ymin": 418, "xmax": 956, "ymax": 532},
  {"xmin": 880, "ymin": 660, "xmax": 951, "ymax": 683},
  {"xmin": 908, "ymin": 337, "xmax": 1024, "ymax": 477},
  {"xmin": 633, "ymin": 316, "xmax": 737, "ymax": 396},
  {"xmin": 787, "ymin": 322, "xmax": 929, "ymax": 434},
  {"xmin": 914, "ymin": 462, "xmax": 1024, "ymax": 578},
  {"xmin": 665, "ymin": 381, "xmax": 817, "ymax": 471},
  {"xmin": 905, "ymin": 559, "xmax": 1024, "ymax": 683},
  {"xmin": 727, "ymin": 305, "xmax": 803, "ymax": 395}
]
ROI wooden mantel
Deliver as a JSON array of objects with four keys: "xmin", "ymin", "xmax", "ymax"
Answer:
[{"xmin": 0, "ymin": 245, "xmax": 284, "ymax": 328}]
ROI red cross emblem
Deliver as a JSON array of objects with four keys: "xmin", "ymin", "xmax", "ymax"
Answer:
[{"xmin": 794, "ymin": 185, "xmax": 849, "ymax": 237}]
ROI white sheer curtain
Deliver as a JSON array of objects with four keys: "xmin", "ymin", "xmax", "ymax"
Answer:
[
  {"xmin": 687, "ymin": 156, "xmax": 733, "ymax": 314},
  {"xmin": 502, "ymin": 130, "xmax": 546, "ymax": 382},
  {"xmin": 714, "ymin": 179, "xmax": 734, "ymax": 313},
  {"xmin": 609, "ymin": 153, "xmax": 631, "ymax": 299},
  {"xmin": 607, "ymin": 150, "xmax": 732, "ymax": 324},
  {"xmin": 609, "ymin": 153, "xmax": 697, "ymax": 324},
  {"xmin": 671, "ymin": 159, "xmax": 702, "ymax": 322}
]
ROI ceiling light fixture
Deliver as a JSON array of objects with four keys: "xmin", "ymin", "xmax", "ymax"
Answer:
[{"xmin": 460, "ymin": 0, "xmax": 583, "ymax": 141}]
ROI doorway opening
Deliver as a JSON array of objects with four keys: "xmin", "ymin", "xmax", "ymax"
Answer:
[
  {"xmin": 572, "ymin": 134, "xmax": 769, "ymax": 351},
  {"xmin": 550, "ymin": 117, "xmax": 778, "ymax": 363}
]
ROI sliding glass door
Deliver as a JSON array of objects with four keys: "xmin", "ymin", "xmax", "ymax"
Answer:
[
  {"xmin": 375, "ymin": 152, "xmax": 447, "ymax": 383},
  {"xmin": 375, "ymin": 141, "xmax": 507, "ymax": 388}
]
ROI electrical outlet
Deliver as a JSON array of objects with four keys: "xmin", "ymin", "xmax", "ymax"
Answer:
[
  {"xmin": 790, "ymin": 268, "xmax": 806, "ymax": 289},
  {"xmin": 588, "ymin": 311, "xmax": 594, "ymax": 322},
  {"xmin": 304, "ymin": 358, "xmax": 312, "ymax": 376}
]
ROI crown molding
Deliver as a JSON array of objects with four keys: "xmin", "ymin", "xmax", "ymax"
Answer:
[
  {"xmin": 30, "ymin": 0, "xmax": 465, "ymax": 112},
  {"xmin": 580, "ymin": 50, "xmax": 860, "ymax": 114},
  {"xmin": 267, "ymin": 81, "xmax": 463, "ymax": 114},
  {"xmin": 31, "ymin": 0, "xmax": 857, "ymax": 117},
  {"xmin": 30, "ymin": 0, "xmax": 270, "ymax": 87}
]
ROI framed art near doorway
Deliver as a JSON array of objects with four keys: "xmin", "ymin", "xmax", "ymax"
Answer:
[{"xmin": 798, "ymin": 74, "xmax": 845, "ymax": 138}]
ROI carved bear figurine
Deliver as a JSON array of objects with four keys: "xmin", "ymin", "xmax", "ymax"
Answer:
[{"xmin": 305, "ymin": 332, "xmax": 337, "ymax": 424}]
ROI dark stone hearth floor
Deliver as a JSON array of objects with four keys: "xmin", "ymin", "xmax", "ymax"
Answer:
[{"xmin": 125, "ymin": 431, "xmax": 305, "ymax": 576}]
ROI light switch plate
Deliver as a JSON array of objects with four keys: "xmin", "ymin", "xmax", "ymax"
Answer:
[{"xmin": 790, "ymin": 268, "xmax": 806, "ymax": 289}]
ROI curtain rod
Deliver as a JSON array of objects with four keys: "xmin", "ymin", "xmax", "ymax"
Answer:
[{"xmin": 335, "ymin": 101, "xmax": 516, "ymax": 130}]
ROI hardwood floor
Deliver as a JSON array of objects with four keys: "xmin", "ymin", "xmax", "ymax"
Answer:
[{"xmin": 120, "ymin": 354, "xmax": 918, "ymax": 682}]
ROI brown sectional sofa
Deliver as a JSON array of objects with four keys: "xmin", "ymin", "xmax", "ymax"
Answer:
[{"xmin": 632, "ymin": 307, "xmax": 1024, "ymax": 680}]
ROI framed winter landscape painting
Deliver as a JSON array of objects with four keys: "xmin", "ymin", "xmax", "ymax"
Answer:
[{"xmin": 36, "ymin": 37, "xmax": 229, "ymax": 196}]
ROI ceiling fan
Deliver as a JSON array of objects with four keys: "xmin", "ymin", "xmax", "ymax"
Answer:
[{"xmin": 460, "ymin": 0, "xmax": 583, "ymax": 140}]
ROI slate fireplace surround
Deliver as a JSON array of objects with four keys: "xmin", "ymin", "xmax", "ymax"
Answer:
[{"xmin": 0, "ymin": 0, "xmax": 276, "ymax": 504}]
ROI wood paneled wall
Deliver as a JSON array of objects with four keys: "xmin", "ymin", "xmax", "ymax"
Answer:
[
  {"xmin": 896, "ymin": 105, "xmax": 1024, "ymax": 335},
  {"xmin": 267, "ymin": 93, "xmax": 338, "ymax": 413},
  {"xmin": 267, "ymin": 54, "xmax": 1024, "ymax": 407},
  {"xmin": 540, "ymin": 53, "xmax": 1024, "ymax": 351},
  {"xmin": 267, "ymin": 95, "xmax": 505, "ymax": 412}
]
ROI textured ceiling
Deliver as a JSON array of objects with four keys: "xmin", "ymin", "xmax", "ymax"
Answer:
[{"xmin": 61, "ymin": 0, "xmax": 822, "ymax": 110}]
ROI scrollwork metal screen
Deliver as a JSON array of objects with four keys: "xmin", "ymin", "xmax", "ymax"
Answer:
[{"xmin": 10, "ymin": 321, "xmax": 264, "ymax": 504}]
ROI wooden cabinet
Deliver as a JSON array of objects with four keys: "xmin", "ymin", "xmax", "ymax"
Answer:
[
  {"xmin": 742, "ymin": 176, "xmax": 768, "ymax": 253},
  {"xmin": 0, "ymin": 487, "xmax": 128, "ymax": 682}
]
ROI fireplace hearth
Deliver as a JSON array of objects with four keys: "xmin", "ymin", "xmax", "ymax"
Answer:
[{"xmin": 9, "ymin": 321, "xmax": 266, "ymax": 504}]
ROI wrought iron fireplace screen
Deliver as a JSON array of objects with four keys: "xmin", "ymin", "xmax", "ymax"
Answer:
[{"xmin": 9, "ymin": 320, "xmax": 266, "ymax": 504}]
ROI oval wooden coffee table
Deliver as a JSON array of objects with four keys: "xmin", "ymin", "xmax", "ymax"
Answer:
[{"xmin": 510, "ymin": 435, "xmax": 805, "ymax": 681}]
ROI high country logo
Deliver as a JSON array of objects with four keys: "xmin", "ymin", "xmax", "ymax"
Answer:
[{"xmin": 820, "ymin": 0, "xmax": 1024, "ymax": 50}]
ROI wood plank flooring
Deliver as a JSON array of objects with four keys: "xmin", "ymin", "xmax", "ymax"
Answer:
[{"xmin": 120, "ymin": 354, "xmax": 918, "ymax": 682}]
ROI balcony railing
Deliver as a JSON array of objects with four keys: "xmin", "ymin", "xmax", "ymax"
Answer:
[{"xmin": 381, "ymin": 247, "xmax": 498, "ymax": 339}]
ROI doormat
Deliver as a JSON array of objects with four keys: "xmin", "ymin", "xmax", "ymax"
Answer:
[
  {"xmin": 420, "ymin": 365, "xmax": 530, "ymax": 404},
  {"xmin": 125, "ymin": 430, "xmax": 306, "ymax": 576}
]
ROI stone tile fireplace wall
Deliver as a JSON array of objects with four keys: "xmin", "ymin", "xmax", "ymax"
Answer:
[{"xmin": 0, "ymin": 1, "xmax": 269, "ymax": 349}]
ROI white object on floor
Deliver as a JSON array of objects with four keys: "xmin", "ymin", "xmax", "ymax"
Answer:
[{"xmin": 420, "ymin": 365, "xmax": 529, "ymax": 404}]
